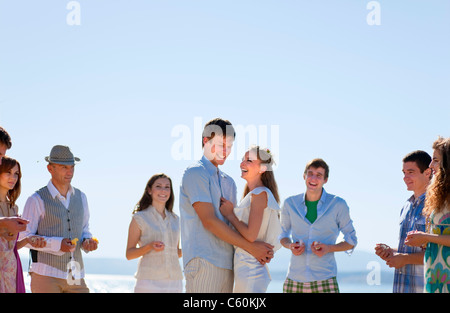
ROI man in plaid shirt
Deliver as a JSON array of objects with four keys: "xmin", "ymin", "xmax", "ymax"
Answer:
[{"xmin": 375, "ymin": 150, "xmax": 432, "ymax": 293}]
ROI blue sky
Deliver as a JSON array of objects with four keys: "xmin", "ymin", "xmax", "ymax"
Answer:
[{"xmin": 0, "ymin": 1, "xmax": 449, "ymax": 260}]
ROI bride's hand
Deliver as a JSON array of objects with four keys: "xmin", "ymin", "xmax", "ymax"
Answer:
[{"xmin": 219, "ymin": 197, "xmax": 234, "ymax": 218}]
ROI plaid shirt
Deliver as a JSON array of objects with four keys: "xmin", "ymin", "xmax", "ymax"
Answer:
[{"xmin": 393, "ymin": 193, "xmax": 426, "ymax": 293}]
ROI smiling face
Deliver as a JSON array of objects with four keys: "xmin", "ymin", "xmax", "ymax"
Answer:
[
  {"xmin": 402, "ymin": 161, "xmax": 431, "ymax": 197},
  {"xmin": 303, "ymin": 166, "xmax": 328, "ymax": 193},
  {"xmin": 148, "ymin": 177, "xmax": 171, "ymax": 206},
  {"xmin": 240, "ymin": 150, "xmax": 264, "ymax": 181},
  {"xmin": 203, "ymin": 135, "xmax": 234, "ymax": 167},
  {"xmin": 430, "ymin": 149, "xmax": 441, "ymax": 175}
]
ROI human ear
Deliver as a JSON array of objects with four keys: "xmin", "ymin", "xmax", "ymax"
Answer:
[
  {"xmin": 259, "ymin": 165, "xmax": 267, "ymax": 174},
  {"xmin": 202, "ymin": 136, "xmax": 209, "ymax": 147},
  {"xmin": 425, "ymin": 168, "xmax": 432, "ymax": 180}
]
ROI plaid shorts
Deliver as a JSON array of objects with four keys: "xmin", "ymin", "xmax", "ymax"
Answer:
[{"xmin": 283, "ymin": 277, "xmax": 340, "ymax": 293}]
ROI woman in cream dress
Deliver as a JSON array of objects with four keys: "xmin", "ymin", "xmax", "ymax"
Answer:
[
  {"xmin": 126, "ymin": 173, "xmax": 183, "ymax": 293},
  {"xmin": 220, "ymin": 146, "xmax": 281, "ymax": 293}
]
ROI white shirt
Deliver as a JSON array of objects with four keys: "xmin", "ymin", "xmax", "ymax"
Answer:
[{"xmin": 19, "ymin": 180, "xmax": 92, "ymax": 279}]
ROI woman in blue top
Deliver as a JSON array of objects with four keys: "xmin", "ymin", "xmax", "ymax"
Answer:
[{"xmin": 220, "ymin": 146, "xmax": 281, "ymax": 293}]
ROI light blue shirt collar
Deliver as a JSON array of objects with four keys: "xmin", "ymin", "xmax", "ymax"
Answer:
[
  {"xmin": 201, "ymin": 155, "xmax": 219, "ymax": 176},
  {"xmin": 301, "ymin": 188, "xmax": 328, "ymax": 204}
]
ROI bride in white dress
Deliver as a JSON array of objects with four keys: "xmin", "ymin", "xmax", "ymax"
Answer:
[{"xmin": 220, "ymin": 146, "xmax": 281, "ymax": 293}]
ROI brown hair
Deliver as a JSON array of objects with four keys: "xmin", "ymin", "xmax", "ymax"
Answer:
[
  {"xmin": 133, "ymin": 173, "xmax": 174, "ymax": 214},
  {"xmin": 0, "ymin": 156, "xmax": 21, "ymax": 206},
  {"xmin": 403, "ymin": 150, "xmax": 432, "ymax": 173},
  {"xmin": 304, "ymin": 158, "xmax": 330, "ymax": 179},
  {"xmin": 242, "ymin": 146, "xmax": 280, "ymax": 204},
  {"xmin": 0, "ymin": 126, "xmax": 12, "ymax": 149},
  {"xmin": 423, "ymin": 137, "xmax": 450, "ymax": 217},
  {"xmin": 202, "ymin": 118, "xmax": 236, "ymax": 148}
]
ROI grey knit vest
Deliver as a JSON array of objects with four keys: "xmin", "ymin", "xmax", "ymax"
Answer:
[{"xmin": 31, "ymin": 186, "xmax": 84, "ymax": 273}]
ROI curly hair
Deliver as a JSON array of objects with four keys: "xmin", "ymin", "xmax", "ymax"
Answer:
[{"xmin": 424, "ymin": 137, "xmax": 450, "ymax": 217}]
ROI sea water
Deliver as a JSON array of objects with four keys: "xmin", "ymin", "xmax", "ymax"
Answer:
[
  {"xmin": 21, "ymin": 249, "xmax": 394, "ymax": 293},
  {"xmin": 23, "ymin": 271, "xmax": 393, "ymax": 293}
]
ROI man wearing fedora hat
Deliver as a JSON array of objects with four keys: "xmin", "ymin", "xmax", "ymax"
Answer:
[{"xmin": 20, "ymin": 145, "xmax": 98, "ymax": 293}]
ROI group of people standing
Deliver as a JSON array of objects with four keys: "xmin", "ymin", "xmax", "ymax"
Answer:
[
  {"xmin": 0, "ymin": 126, "xmax": 98, "ymax": 293},
  {"xmin": 375, "ymin": 137, "xmax": 450, "ymax": 293},
  {"xmin": 125, "ymin": 118, "xmax": 357, "ymax": 293},
  {"xmin": 1, "ymin": 119, "xmax": 448, "ymax": 294}
]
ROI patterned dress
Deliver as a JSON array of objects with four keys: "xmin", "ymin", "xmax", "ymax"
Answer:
[
  {"xmin": 425, "ymin": 205, "xmax": 450, "ymax": 293},
  {"xmin": 0, "ymin": 202, "xmax": 18, "ymax": 293}
]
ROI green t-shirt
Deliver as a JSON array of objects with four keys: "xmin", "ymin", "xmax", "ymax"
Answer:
[{"xmin": 305, "ymin": 200, "xmax": 318, "ymax": 223}]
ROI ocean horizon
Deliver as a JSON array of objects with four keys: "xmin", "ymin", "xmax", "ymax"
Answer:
[{"xmin": 19, "ymin": 249, "xmax": 395, "ymax": 293}]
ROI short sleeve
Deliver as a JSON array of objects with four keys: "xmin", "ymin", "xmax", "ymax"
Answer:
[
  {"xmin": 251, "ymin": 187, "xmax": 280, "ymax": 208},
  {"xmin": 181, "ymin": 166, "xmax": 213, "ymax": 205},
  {"xmin": 132, "ymin": 212, "xmax": 145, "ymax": 231}
]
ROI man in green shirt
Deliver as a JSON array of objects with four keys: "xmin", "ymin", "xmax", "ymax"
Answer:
[
  {"xmin": 305, "ymin": 199, "xmax": 318, "ymax": 224},
  {"xmin": 280, "ymin": 158, "xmax": 357, "ymax": 293}
]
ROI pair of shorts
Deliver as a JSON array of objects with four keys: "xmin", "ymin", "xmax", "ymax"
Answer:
[{"xmin": 283, "ymin": 276, "xmax": 339, "ymax": 293}]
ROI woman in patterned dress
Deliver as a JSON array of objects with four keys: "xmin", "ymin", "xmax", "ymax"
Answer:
[
  {"xmin": 0, "ymin": 156, "xmax": 45, "ymax": 293},
  {"xmin": 406, "ymin": 137, "xmax": 450, "ymax": 293}
]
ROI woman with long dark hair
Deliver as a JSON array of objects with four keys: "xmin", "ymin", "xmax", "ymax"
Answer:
[
  {"xmin": 126, "ymin": 173, "xmax": 183, "ymax": 293},
  {"xmin": 0, "ymin": 156, "xmax": 45, "ymax": 293}
]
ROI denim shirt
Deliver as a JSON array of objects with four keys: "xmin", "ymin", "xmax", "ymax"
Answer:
[
  {"xmin": 179, "ymin": 156, "xmax": 237, "ymax": 270},
  {"xmin": 279, "ymin": 189, "xmax": 357, "ymax": 283}
]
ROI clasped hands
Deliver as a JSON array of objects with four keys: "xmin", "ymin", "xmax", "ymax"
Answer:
[
  {"xmin": 289, "ymin": 241, "xmax": 330, "ymax": 257},
  {"xmin": 61, "ymin": 238, "xmax": 98, "ymax": 253}
]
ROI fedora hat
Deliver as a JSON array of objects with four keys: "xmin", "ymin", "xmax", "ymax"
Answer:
[{"xmin": 45, "ymin": 145, "xmax": 80, "ymax": 165}]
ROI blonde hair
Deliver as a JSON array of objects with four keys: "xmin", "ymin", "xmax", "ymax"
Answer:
[{"xmin": 242, "ymin": 146, "xmax": 280, "ymax": 203}]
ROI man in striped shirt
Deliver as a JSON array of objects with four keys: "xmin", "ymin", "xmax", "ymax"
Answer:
[{"xmin": 20, "ymin": 145, "xmax": 98, "ymax": 293}]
